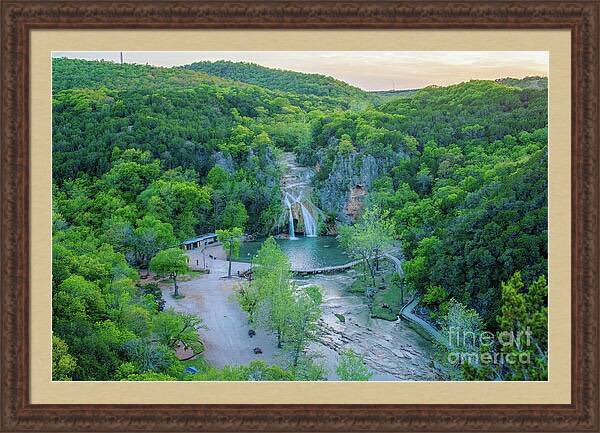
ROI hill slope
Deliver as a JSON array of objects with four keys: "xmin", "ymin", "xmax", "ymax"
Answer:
[
  {"xmin": 52, "ymin": 57, "xmax": 327, "ymax": 237},
  {"xmin": 51, "ymin": 58, "xmax": 548, "ymax": 381},
  {"xmin": 495, "ymin": 76, "xmax": 548, "ymax": 89},
  {"xmin": 181, "ymin": 60, "xmax": 370, "ymax": 100},
  {"xmin": 296, "ymin": 78, "xmax": 548, "ymax": 337}
]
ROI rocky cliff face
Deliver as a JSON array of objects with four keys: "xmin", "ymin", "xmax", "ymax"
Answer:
[
  {"xmin": 317, "ymin": 152, "xmax": 404, "ymax": 223},
  {"xmin": 211, "ymin": 147, "xmax": 280, "ymax": 235},
  {"xmin": 213, "ymin": 151, "xmax": 236, "ymax": 174},
  {"xmin": 344, "ymin": 184, "xmax": 367, "ymax": 220},
  {"xmin": 212, "ymin": 148, "xmax": 278, "ymax": 190}
]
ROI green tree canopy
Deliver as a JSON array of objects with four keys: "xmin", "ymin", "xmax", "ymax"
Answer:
[
  {"xmin": 216, "ymin": 227, "xmax": 244, "ymax": 278},
  {"xmin": 336, "ymin": 350, "xmax": 373, "ymax": 381},
  {"xmin": 149, "ymin": 248, "xmax": 189, "ymax": 297},
  {"xmin": 338, "ymin": 206, "xmax": 395, "ymax": 288}
]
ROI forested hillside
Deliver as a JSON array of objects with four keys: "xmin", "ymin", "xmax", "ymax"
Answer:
[
  {"xmin": 182, "ymin": 60, "xmax": 370, "ymax": 101},
  {"xmin": 294, "ymin": 79, "xmax": 548, "ymax": 379},
  {"xmin": 52, "ymin": 58, "xmax": 315, "ymax": 379},
  {"xmin": 368, "ymin": 88, "xmax": 419, "ymax": 100},
  {"xmin": 52, "ymin": 57, "xmax": 548, "ymax": 381},
  {"xmin": 495, "ymin": 75, "xmax": 548, "ymax": 89},
  {"xmin": 52, "ymin": 58, "xmax": 340, "ymax": 237},
  {"xmin": 299, "ymin": 80, "xmax": 547, "ymax": 329}
]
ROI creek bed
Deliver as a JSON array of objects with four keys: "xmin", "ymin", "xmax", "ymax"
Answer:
[{"xmin": 298, "ymin": 271, "xmax": 441, "ymax": 381}]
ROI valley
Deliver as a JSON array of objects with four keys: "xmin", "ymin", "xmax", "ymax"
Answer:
[{"xmin": 51, "ymin": 56, "xmax": 549, "ymax": 382}]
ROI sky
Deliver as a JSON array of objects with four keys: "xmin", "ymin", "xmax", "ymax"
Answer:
[{"xmin": 52, "ymin": 51, "xmax": 548, "ymax": 91}]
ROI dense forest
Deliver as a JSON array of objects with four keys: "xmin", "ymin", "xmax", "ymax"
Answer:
[
  {"xmin": 52, "ymin": 57, "xmax": 548, "ymax": 381},
  {"xmin": 182, "ymin": 60, "xmax": 371, "ymax": 101},
  {"xmin": 299, "ymin": 80, "xmax": 548, "ymax": 325}
]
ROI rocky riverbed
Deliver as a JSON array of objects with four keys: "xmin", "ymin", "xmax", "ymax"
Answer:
[{"xmin": 300, "ymin": 271, "xmax": 442, "ymax": 380}]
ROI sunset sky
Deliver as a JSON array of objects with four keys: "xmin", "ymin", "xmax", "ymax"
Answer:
[{"xmin": 53, "ymin": 51, "xmax": 548, "ymax": 91}]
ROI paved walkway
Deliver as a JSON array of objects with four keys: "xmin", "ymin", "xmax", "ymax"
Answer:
[
  {"xmin": 400, "ymin": 296, "xmax": 443, "ymax": 343},
  {"xmin": 383, "ymin": 253, "xmax": 442, "ymax": 343}
]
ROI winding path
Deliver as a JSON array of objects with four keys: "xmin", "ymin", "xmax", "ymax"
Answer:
[
  {"xmin": 383, "ymin": 253, "xmax": 443, "ymax": 342},
  {"xmin": 400, "ymin": 296, "xmax": 443, "ymax": 343}
]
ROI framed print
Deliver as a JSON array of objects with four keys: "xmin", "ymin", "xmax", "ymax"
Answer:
[{"xmin": 1, "ymin": 1, "xmax": 598, "ymax": 432}]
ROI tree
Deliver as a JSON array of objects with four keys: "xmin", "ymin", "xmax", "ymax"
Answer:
[
  {"xmin": 248, "ymin": 237, "xmax": 293, "ymax": 348},
  {"xmin": 152, "ymin": 308, "xmax": 206, "ymax": 358},
  {"xmin": 293, "ymin": 354, "xmax": 328, "ymax": 381},
  {"xmin": 141, "ymin": 282, "xmax": 166, "ymax": 311},
  {"xmin": 114, "ymin": 215, "xmax": 177, "ymax": 274},
  {"xmin": 446, "ymin": 273, "xmax": 548, "ymax": 381},
  {"xmin": 438, "ymin": 299, "xmax": 484, "ymax": 379},
  {"xmin": 123, "ymin": 372, "xmax": 177, "ymax": 381},
  {"xmin": 149, "ymin": 248, "xmax": 188, "ymax": 297},
  {"xmin": 338, "ymin": 206, "xmax": 395, "ymax": 288},
  {"xmin": 206, "ymin": 165, "xmax": 230, "ymax": 189},
  {"xmin": 495, "ymin": 273, "xmax": 548, "ymax": 380},
  {"xmin": 52, "ymin": 335, "xmax": 77, "ymax": 380},
  {"xmin": 99, "ymin": 151, "xmax": 161, "ymax": 201},
  {"xmin": 284, "ymin": 285, "xmax": 323, "ymax": 366},
  {"xmin": 241, "ymin": 239, "xmax": 322, "ymax": 359},
  {"xmin": 121, "ymin": 338, "xmax": 182, "ymax": 377},
  {"xmin": 139, "ymin": 178, "xmax": 212, "ymax": 239},
  {"xmin": 218, "ymin": 201, "xmax": 248, "ymax": 231},
  {"xmin": 54, "ymin": 275, "xmax": 105, "ymax": 323},
  {"xmin": 134, "ymin": 216, "xmax": 176, "ymax": 267},
  {"xmin": 216, "ymin": 227, "xmax": 243, "ymax": 278},
  {"xmin": 336, "ymin": 350, "xmax": 372, "ymax": 381},
  {"xmin": 337, "ymin": 133, "xmax": 355, "ymax": 155}
]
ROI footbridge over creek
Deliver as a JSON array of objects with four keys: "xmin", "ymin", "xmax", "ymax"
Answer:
[
  {"xmin": 240, "ymin": 252, "xmax": 388, "ymax": 277},
  {"xmin": 292, "ymin": 259, "xmax": 363, "ymax": 275},
  {"xmin": 238, "ymin": 258, "xmax": 363, "ymax": 279}
]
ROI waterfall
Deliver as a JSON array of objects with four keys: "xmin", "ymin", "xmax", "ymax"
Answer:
[
  {"xmin": 285, "ymin": 192, "xmax": 316, "ymax": 238},
  {"xmin": 300, "ymin": 203, "xmax": 317, "ymax": 237},
  {"xmin": 280, "ymin": 152, "xmax": 320, "ymax": 239},
  {"xmin": 284, "ymin": 194, "xmax": 298, "ymax": 240}
]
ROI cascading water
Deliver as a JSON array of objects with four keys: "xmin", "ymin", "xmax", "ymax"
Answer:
[
  {"xmin": 280, "ymin": 153, "xmax": 320, "ymax": 239},
  {"xmin": 300, "ymin": 203, "xmax": 317, "ymax": 236},
  {"xmin": 284, "ymin": 193, "xmax": 298, "ymax": 240}
]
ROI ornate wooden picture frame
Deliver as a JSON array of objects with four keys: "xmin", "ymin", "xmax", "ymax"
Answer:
[{"xmin": 1, "ymin": 1, "xmax": 598, "ymax": 431}]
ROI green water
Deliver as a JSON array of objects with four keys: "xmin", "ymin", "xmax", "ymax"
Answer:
[{"xmin": 238, "ymin": 237, "xmax": 350, "ymax": 270}]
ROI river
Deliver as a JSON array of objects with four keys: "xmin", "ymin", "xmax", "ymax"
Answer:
[
  {"xmin": 171, "ymin": 149, "xmax": 440, "ymax": 379},
  {"xmin": 240, "ymin": 239, "xmax": 440, "ymax": 380}
]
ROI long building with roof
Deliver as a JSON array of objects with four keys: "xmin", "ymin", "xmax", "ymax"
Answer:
[{"xmin": 180, "ymin": 233, "xmax": 218, "ymax": 250}]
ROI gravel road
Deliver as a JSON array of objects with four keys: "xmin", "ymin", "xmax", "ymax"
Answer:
[{"xmin": 162, "ymin": 249, "xmax": 283, "ymax": 368}]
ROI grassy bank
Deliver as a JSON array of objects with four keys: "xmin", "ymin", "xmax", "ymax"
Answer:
[{"xmin": 347, "ymin": 261, "xmax": 407, "ymax": 321}]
